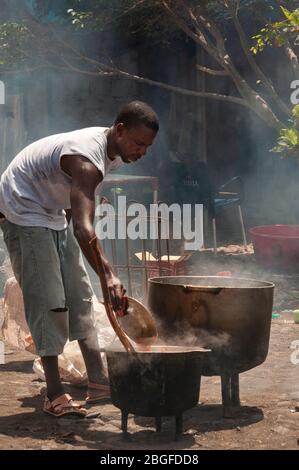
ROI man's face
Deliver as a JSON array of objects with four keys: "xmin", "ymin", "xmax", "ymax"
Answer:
[{"xmin": 115, "ymin": 123, "xmax": 157, "ymax": 163}]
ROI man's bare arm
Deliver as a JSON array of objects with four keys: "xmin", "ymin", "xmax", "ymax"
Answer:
[
  {"xmin": 62, "ymin": 155, "xmax": 110, "ymax": 275},
  {"xmin": 61, "ymin": 155, "xmax": 124, "ymax": 306}
]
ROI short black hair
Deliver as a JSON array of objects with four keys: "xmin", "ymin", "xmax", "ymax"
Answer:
[{"xmin": 115, "ymin": 101, "xmax": 159, "ymax": 132}]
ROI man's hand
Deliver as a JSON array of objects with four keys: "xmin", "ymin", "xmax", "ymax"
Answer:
[{"xmin": 107, "ymin": 275, "xmax": 127, "ymax": 313}]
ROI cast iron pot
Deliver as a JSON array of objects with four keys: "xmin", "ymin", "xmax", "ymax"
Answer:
[
  {"xmin": 148, "ymin": 276, "xmax": 274, "ymax": 375},
  {"xmin": 106, "ymin": 346, "xmax": 209, "ymax": 418}
]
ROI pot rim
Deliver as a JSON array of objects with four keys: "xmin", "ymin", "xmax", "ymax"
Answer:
[
  {"xmin": 106, "ymin": 344, "xmax": 211, "ymax": 354},
  {"xmin": 148, "ymin": 275, "xmax": 275, "ymax": 289}
]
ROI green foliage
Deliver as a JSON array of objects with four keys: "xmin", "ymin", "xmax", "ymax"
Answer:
[
  {"xmin": 67, "ymin": 7, "xmax": 92, "ymax": 29},
  {"xmin": 251, "ymin": 6, "xmax": 299, "ymax": 54},
  {"xmin": 292, "ymin": 103, "xmax": 299, "ymax": 124},
  {"xmin": 0, "ymin": 22, "xmax": 33, "ymax": 66},
  {"xmin": 65, "ymin": 0, "xmax": 179, "ymax": 44},
  {"xmin": 271, "ymin": 105, "xmax": 299, "ymax": 161}
]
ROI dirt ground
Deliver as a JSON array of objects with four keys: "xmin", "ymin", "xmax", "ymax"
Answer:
[{"xmin": 0, "ymin": 250, "xmax": 299, "ymax": 450}]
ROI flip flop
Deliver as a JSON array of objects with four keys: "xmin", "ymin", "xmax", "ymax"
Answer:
[
  {"xmin": 43, "ymin": 393, "xmax": 87, "ymax": 418},
  {"xmin": 86, "ymin": 382, "xmax": 111, "ymax": 405}
]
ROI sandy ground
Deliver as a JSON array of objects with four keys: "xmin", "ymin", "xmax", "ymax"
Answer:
[{"xmin": 0, "ymin": 249, "xmax": 299, "ymax": 450}]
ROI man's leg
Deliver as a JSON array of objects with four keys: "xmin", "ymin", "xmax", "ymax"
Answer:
[
  {"xmin": 1, "ymin": 221, "xmax": 69, "ymax": 402},
  {"xmin": 78, "ymin": 332, "xmax": 109, "ymax": 386},
  {"xmin": 41, "ymin": 356, "xmax": 64, "ymax": 401}
]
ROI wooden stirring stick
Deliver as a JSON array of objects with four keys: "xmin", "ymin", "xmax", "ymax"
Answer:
[{"xmin": 89, "ymin": 236, "xmax": 135, "ymax": 353}]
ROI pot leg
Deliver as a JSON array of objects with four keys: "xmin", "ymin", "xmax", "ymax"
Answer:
[
  {"xmin": 155, "ymin": 416, "xmax": 162, "ymax": 433},
  {"xmin": 121, "ymin": 410, "xmax": 130, "ymax": 440},
  {"xmin": 221, "ymin": 373, "xmax": 233, "ymax": 418},
  {"xmin": 198, "ymin": 375, "xmax": 203, "ymax": 405},
  {"xmin": 175, "ymin": 414, "xmax": 183, "ymax": 440},
  {"xmin": 231, "ymin": 373, "xmax": 240, "ymax": 407}
]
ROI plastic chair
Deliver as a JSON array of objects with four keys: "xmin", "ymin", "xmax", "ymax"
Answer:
[
  {"xmin": 164, "ymin": 161, "xmax": 248, "ymax": 254},
  {"xmin": 213, "ymin": 175, "xmax": 247, "ymax": 254}
]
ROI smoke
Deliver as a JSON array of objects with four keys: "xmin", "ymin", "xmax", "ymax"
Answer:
[
  {"xmin": 0, "ymin": 1, "xmax": 171, "ymax": 297},
  {"xmin": 197, "ymin": 329, "xmax": 231, "ymax": 350},
  {"xmin": 2, "ymin": 3, "xmax": 297, "ymax": 325},
  {"xmin": 155, "ymin": 324, "xmax": 232, "ymax": 354}
]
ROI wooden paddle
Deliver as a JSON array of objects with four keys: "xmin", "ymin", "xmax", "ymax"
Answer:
[{"xmin": 89, "ymin": 236, "xmax": 135, "ymax": 353}]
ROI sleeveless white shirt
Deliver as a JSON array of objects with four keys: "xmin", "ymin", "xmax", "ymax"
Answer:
[{"xmin": 0, "ymin": 127, "xmax": 122, "ymax": 230}]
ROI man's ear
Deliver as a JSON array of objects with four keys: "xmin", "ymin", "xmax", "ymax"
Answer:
[{"xmin": 115, "ymin": 122, "xmax": 125, "ymax": 137}]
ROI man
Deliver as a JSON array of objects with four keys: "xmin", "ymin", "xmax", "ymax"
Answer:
[{"xmin": 0, "ymin": 101, "xmax": 159, "ymax": 417}]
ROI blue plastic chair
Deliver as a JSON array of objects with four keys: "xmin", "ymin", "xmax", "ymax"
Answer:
[
  {"xmin": 213, "ymin": 175, "xmax": 247, "ymax": 254},
  {"xmin": 166, "ymin": 161, "xmax": 248, "ymax": 254}
]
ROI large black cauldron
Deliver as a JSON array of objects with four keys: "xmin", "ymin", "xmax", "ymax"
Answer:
[{"xmin": 106, "ymin": 345, "xmax": 209, "ymax": 437}]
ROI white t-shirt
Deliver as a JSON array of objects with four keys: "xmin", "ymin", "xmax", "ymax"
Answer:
[{"xmin": 0, "ymin": 127, "xmax": 122, "ymax": 230}]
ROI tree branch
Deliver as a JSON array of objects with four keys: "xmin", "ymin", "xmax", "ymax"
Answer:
[
  {"xmin": 1, "ymin": 57, "xmax": 249, "ymax": 108},
  {"xmin": 107, "ymin": 65, "xmax": 250, "ymax": 107},
  {"xmin": 284, "ymin": 42, "xmax": 299, "ymax": 79},
  {"xmin": 196, "ymin": 64, "xmax": 229, "ymax": 75},
  {"xmin": 1, "ymin": 64, "xmax": 52, "ymax": 74},
  {"xmin": 161, "ymin": 0, "xmax": 222, "ymax": 65},
  {"xmin": 232, "ymin": 7, "xmax": 291, "ymax": 117},
  {"xmin": 162, "ymin": 0, "xmax": 283, "ymax": 129},
  {"xmin": 194, "ymin": 3, "xmax": 227, "ymax": 57}
]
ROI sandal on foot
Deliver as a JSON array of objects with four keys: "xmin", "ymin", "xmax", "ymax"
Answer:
[
  {"xmin": 86, "ymin": 382, "xmax": 111, "ymax": 404},
  {"xmin": 43, "ymin": 393, "xmax": 87, "ymax": 418}
]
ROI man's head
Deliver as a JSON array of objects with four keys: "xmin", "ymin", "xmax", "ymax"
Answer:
[{"xmin": 113, "ymin": 101, "xmax": 159, "ymax": 163}]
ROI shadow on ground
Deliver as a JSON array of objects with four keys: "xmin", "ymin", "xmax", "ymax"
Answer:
[
  {"xmin": 0, "ymin": 389, "xmax": 264, "ymax": 450},
  {"xmin": 133, "ymin": 403, "xmax": 264, "ymax": 434},
  {"xmin": 0, "ymin": 360, "xmax": 34, "ymax": 374}
]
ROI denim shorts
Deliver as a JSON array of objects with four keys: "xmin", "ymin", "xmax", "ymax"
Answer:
[{"xmin": 0, "ymin": 219, "xmax": 94, "ymax": 356}]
